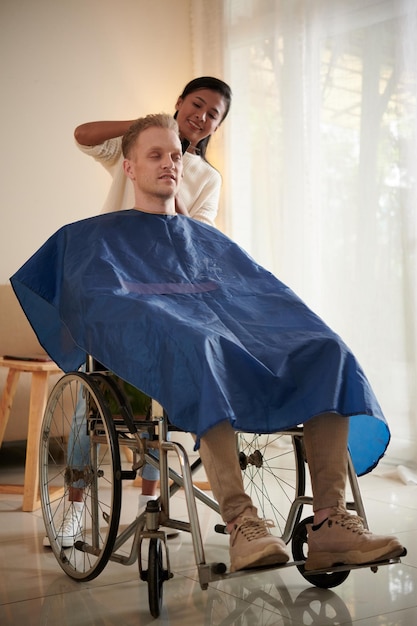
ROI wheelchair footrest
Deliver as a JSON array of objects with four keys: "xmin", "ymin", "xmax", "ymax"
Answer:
[
  {"xmin": 120, "ymin": 470, "xmax": 137, "ymax": 480},
  {"xmin": 302, "ymin": 555, "xmax": 404, "ymax": 575}
]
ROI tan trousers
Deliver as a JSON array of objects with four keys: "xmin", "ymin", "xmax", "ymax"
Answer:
[{"xmin": 198, "ymin": 413, "xmax": 349, "ymax": 523}]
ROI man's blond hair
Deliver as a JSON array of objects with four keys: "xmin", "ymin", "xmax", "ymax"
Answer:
[{"xmin": 122, "ymin": 113, "xmax": 179, "ymax": 158}]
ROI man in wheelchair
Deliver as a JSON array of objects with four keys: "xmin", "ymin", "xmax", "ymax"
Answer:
[{"xmin": 11, "ymin": 114, "xmax": 405, "ymax": 573}]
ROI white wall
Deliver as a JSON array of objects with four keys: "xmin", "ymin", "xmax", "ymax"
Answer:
[
  {"xmin": 0, "ymin": 0, "xmax": 193, "ymax": 441},
  {"xmin": 0, "ymin": 0, "xmax": 193, "ymax": 285}
]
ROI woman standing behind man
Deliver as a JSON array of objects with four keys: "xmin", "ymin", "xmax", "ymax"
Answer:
[
  {"xmin": 67, "ymin": 76, "xmax": 233, "ymax": 534},
  {"xmin": 74, "ymin": 76, "xmax": 232, "ymax": 226}
]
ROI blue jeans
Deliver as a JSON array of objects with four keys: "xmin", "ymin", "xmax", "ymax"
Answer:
[{"xmin": 68, "ymin": 368, "xmax": 160, "ymax": 483}]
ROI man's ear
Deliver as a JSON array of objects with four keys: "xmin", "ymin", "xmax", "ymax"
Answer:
[{"xmin": 123, "ymin": 158, "xmax": 135, "ymax": 180}]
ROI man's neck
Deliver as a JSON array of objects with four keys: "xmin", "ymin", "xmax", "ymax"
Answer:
[
  {"xmin": 132, "ymin": 194, "xmax": 176, "ymax": 216},
  {"xmin": 133, "ymin": 206, "xmax": 176, "ymax": 215}
]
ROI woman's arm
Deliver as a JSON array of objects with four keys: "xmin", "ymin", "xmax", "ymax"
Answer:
[{"xmin": 74, "ymin": 120, "xmax": 136, "ymax": 146}]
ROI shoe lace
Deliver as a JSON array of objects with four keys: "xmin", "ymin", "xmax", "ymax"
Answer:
[
  {"xmin": 330, "ymin": 512, "xmax": 366, "ymax": 535},
  {"xmin": 235, "ymin": 516, "xmax": 275, "ymax": 542},
  {"xmin": 58, "ymin": 507, "xmax": 82, "ymax": 535}
]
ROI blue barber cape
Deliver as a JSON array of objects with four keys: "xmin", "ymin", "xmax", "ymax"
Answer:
[{"xmin": 10, "ymin": 210, "xmax": 390, "ymax": 475}]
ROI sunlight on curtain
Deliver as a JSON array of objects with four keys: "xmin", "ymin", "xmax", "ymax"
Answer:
[{"xmin": 222, "ymin": 0, "xmax": 417, "ymax": 466}]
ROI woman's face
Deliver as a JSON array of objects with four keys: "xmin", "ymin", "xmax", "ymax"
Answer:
[{"xmin": 175, "ymin": 88, "xmax": 227, "ymax": 147}]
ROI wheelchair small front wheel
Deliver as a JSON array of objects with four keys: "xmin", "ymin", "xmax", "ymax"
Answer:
[
  {"xmin": 292, "ymin": 516, "xmax": 350, "ymax": 588},
  {"xmin": 148, "ymin": 538, "xmax": 168, "ymax": 618}
]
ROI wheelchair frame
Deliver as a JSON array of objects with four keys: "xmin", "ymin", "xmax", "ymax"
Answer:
[{"xmin": 39, "ymin": 366, "xmax": 403, "ymax": 618}]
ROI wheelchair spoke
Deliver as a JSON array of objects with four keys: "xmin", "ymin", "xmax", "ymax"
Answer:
[
  {"xmin": 238, "ymin": 433, "xmax": 305, "ymax": 538},
  {"xmin": 39, "ymin": 373, "xmax": 121, "ymax": 580}
]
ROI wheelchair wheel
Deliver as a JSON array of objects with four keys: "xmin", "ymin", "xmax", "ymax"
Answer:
[
  {"xmin": 238, "ymin": 432, "xmax": 305, "ymax": 539},
  {"xmin": 39, "ymin": 372, "xmax": 122, "ymax": 581},
  {"xmin": 148, "ymin": 538, "xmax": 168, "ymax": 618},
  {"xmin": 292, "ymin": 516, "xmax": 350, "ymax": 588}
]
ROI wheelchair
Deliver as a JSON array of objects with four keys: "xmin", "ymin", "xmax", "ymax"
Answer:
[{"xmin": 39, "ymin": 360, "xmax": 403, "ymax": 618}]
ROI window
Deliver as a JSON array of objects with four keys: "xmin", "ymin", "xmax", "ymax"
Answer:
[{"xmin": 223, "ymin": 0, "xmax": 417, "ymax": 465}]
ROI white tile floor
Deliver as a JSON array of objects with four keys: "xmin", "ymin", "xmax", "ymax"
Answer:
[{"xmin": 0, "ymin": 443, "xmax": 416, "ymax": 625}]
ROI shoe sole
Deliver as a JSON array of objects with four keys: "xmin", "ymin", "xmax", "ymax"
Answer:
[
  {"xmin": 231, "ymin": 547, "xmax": 289, "ymax": 573},
  {"xmin": 305, "ymin": 541, "xmax": 405, "ymax": 571},
  {"xmin": 43, "ymin": 531, "xmax": 83, "ymax": 549}
]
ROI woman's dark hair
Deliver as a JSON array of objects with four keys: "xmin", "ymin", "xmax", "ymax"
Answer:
[{"xmin": 174, "ymin": 76, "xmax": 232, "ymax": 160}]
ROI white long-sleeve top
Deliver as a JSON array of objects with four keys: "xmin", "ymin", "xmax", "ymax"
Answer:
[{"xmin": 76, "ymin": 136, "xmax": 221, "ymax": 227}]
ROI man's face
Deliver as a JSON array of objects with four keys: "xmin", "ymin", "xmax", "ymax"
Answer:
[{"xmin": 125, "ymin": 127, "xmax": 183, "ymax": 200}]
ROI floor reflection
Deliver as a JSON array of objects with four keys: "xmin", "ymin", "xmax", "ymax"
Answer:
[{"xmin": 206, "ymin": 573, "xmax": 352, "ymax": 626}]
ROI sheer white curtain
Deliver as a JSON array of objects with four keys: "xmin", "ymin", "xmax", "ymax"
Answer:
[{"xmin": 192, "ymin": 0, "xmax": 417, "ymax": 467}]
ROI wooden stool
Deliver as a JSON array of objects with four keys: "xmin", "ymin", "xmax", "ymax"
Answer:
[{"xmin": 0, "ymin": 356, "xmax": 62, "ymax": 511}]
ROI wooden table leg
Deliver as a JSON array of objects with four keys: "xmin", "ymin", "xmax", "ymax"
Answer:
[
  {"xmin": 0, "ymin": 369, "xmax": 21, "ymax": 446},
  {"xmin": 22, "ymin": 371, "xmax": 50, "ymax": 512}
]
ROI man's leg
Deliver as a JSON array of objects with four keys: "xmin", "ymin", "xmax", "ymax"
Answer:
[
  {"xmin": 197, "ymin": 420, "xmax": 252, "ymax": 522},
  {"xmin": 138, "ymin": 454, "xmax": 159, "ymax": 511},
  {"xmin": 303, "ymin": 412, "xmax": 348, "ymax": 519},
  {"xmin": 303, "ymin": 412, "xmax": 405, "ymax": 570},
  {"xmin": 198, "ymin": 420, "xmax": 289, "ymax": 572}
]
